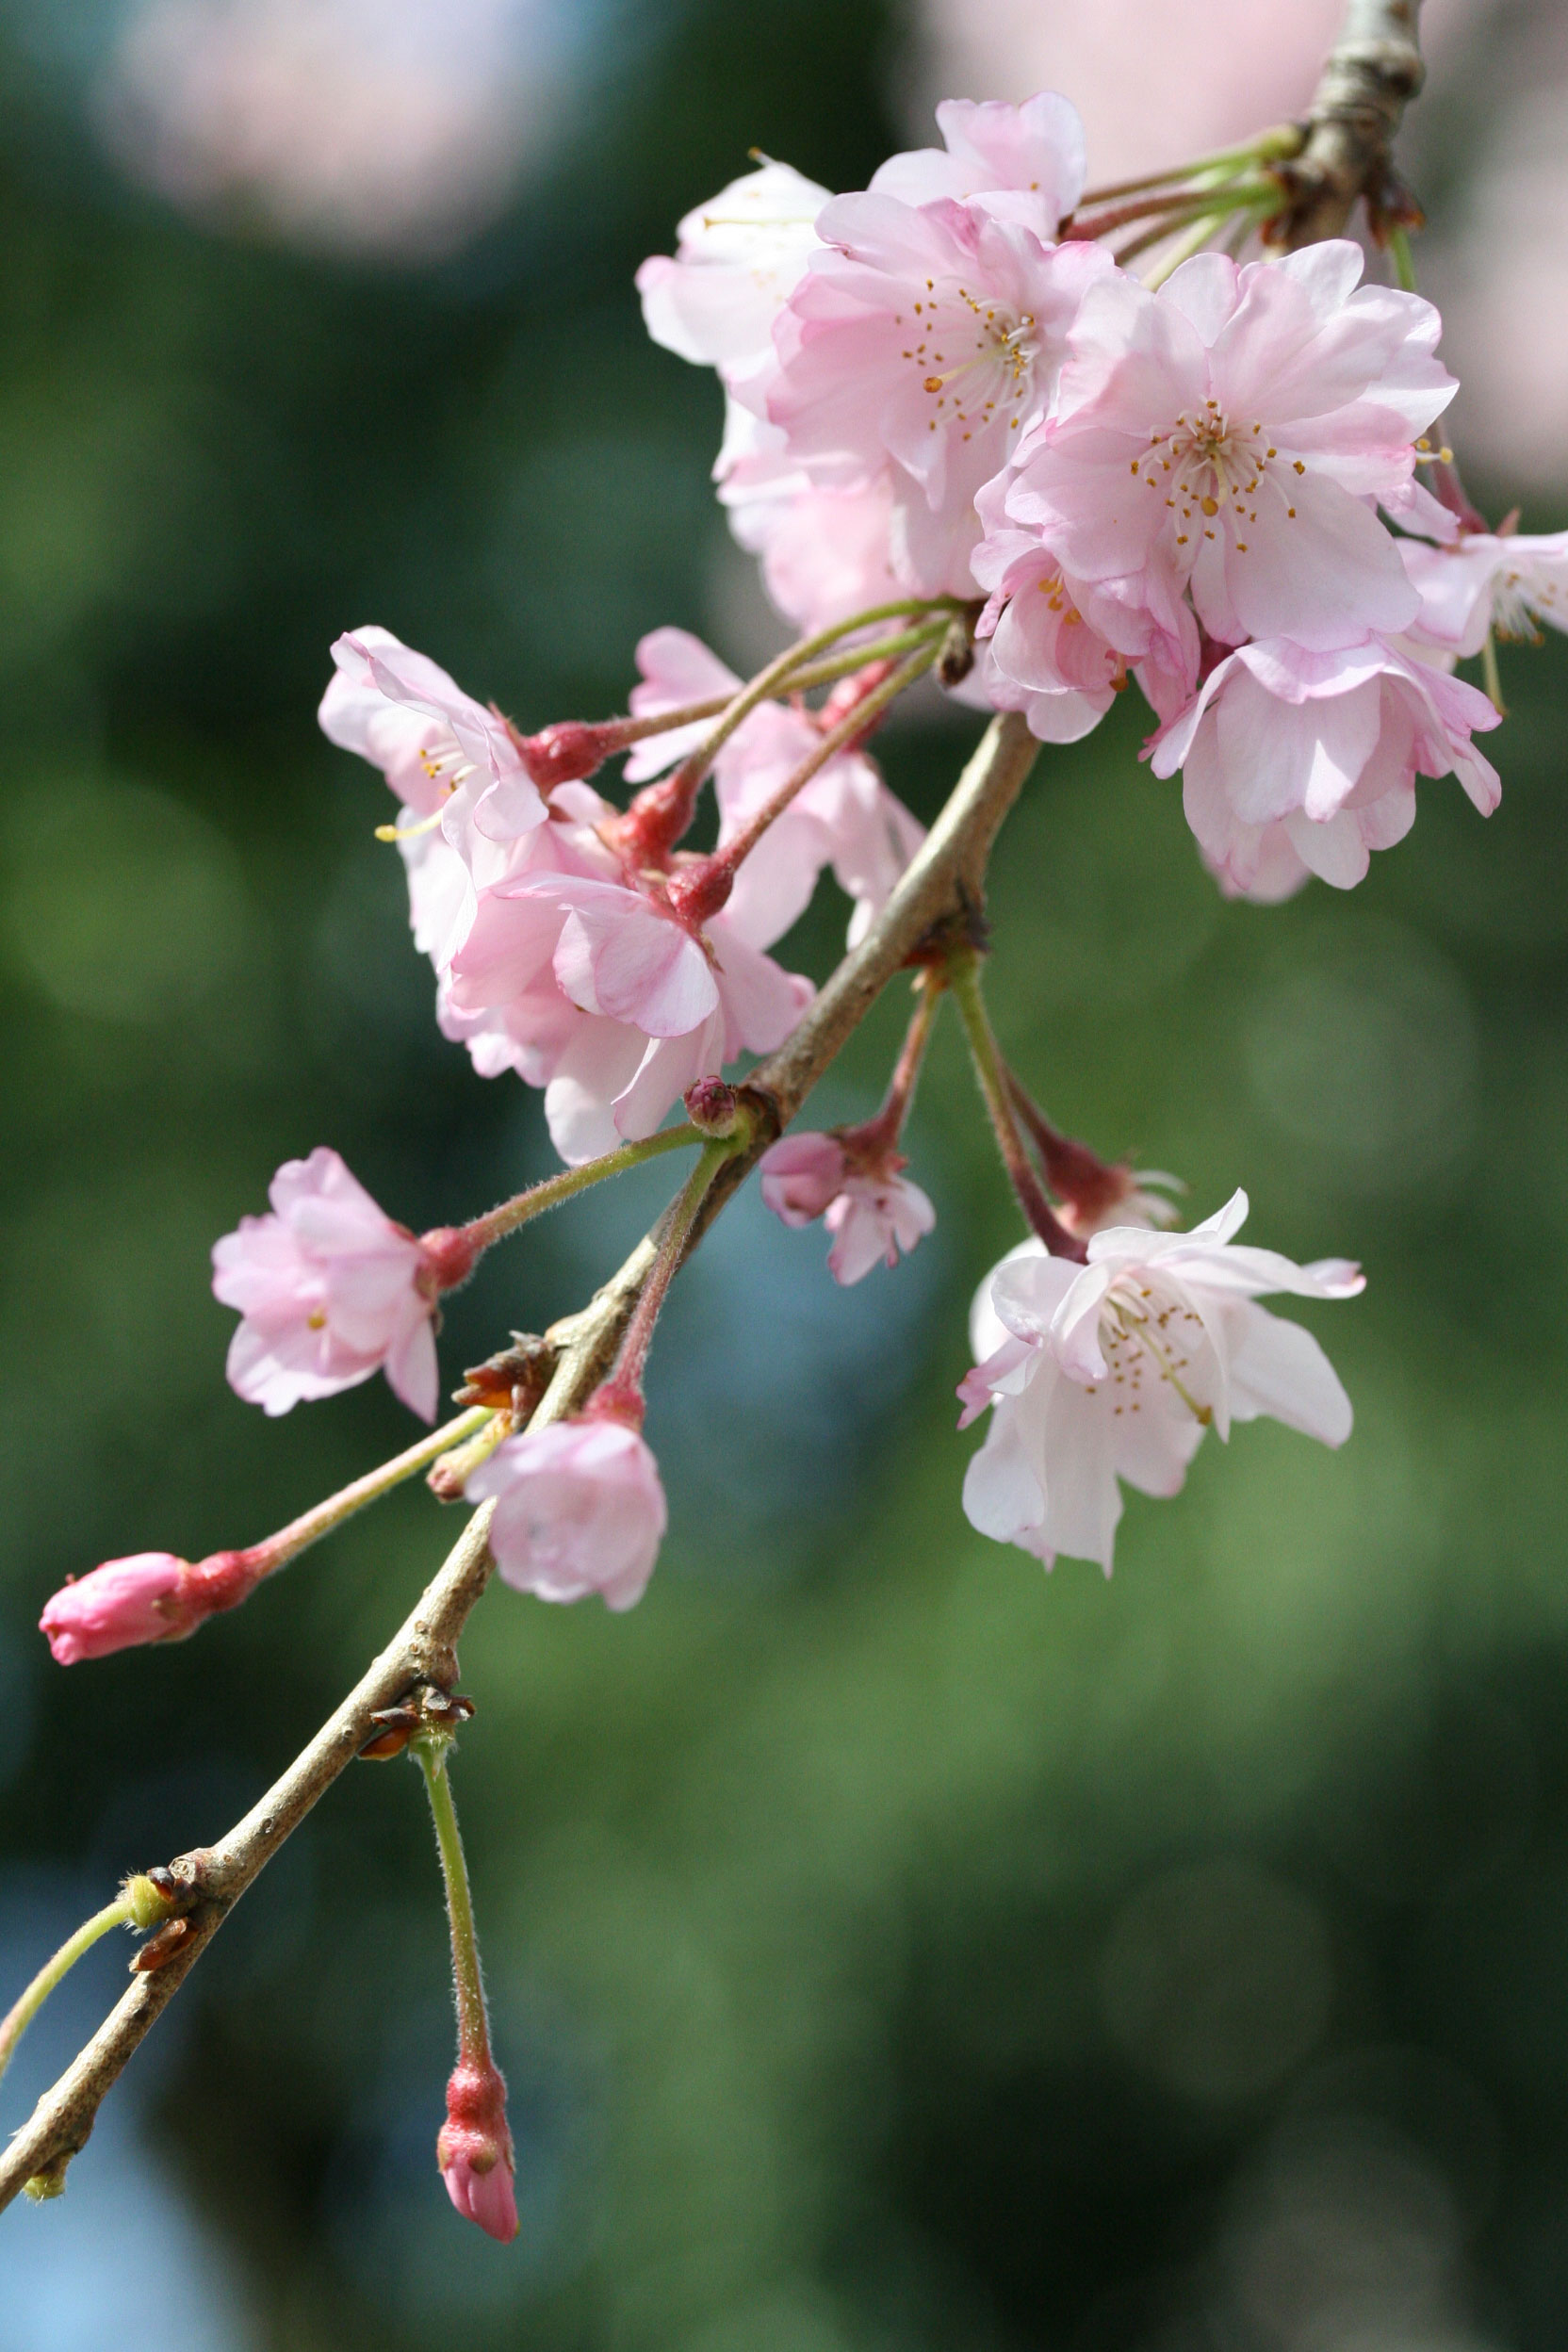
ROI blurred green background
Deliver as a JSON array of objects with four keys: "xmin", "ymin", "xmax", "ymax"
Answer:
[{"xmin": 3, "ymin": 2, "xmax": 1568, "ymax": 2347}]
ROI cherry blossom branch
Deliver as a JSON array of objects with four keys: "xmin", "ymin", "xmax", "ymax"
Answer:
[
  {"xmin": 1272, "ymin": 0, "xmax": 1427, "ymax": 249},
  {"xmin": 0, "ymin": 711, "xmax": 1039, "ymax": 2213}
]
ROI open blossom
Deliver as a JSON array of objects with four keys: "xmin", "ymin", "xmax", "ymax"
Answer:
[
  {"xmin": 997, "ymin": 244, "xmax": 1454, "ymax": 654},
  {"xmin": 640, "ymin": 96, "xmax": 1093, "ymax": 619},
  {"xmin": 769, "ymin": 197, "xmax": 1111, "ymax": 599},
  {"xmin": 627, "ymin": 628, "xmax": 924, "ymax": 947},
  {"xmin": 212, "ymin": 1149, "xmax": 439, "ymax": 1419},
  {"xmin": 437, "ymin": 2059, "xmax": 518, "ymax": 2245},
  {"xmin": 1148, "ymin": 634, "xmax": 1502, "ymax": 901},
  {"xmin": 1400, "ymin": 527, "xmax": 1568, "ymax": 658},
  {"xmin": 449, "ymin": 867, "xmax": 810, "ymax": 1164},
  {"xmin": 959, "ymin": 1192, "xmax": 1363, "ymax": 1574},
  {"xmin": 466, "ymin": 1419, "xmax": 667, "ymax": 1611},
  {"xmin": 760, "ymin": 1130, "xmax": 936, "ymax": 1284},
  {"xmin": 319, "ymin": 626, "xmax": 547, "ymax": 843}
]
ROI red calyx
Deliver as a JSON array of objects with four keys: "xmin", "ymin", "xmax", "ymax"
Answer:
[
  {"xmin": 512, "ymin": 719, "xmax": 620, "ymax": 790},
  {"xmin": 418, "ymin": 1227, "xmax": 480, "ymax": 1293}
]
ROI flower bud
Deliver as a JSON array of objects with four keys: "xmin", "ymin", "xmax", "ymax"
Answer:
[
  {"xmin": 40, "ymin": 1547, "xmax": 258, "ymax": 1665},
  {"xmin": 681, "ymin": 1077, "xmax": 741, "ymax": 1137},
  {"xmin": 436, "ymin": 2058, "xmax": 518, "ymax": 2243}
]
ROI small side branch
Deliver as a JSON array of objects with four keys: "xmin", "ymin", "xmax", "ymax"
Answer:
[{"xmin": 1273, "ymin": 0, "xmax": 1427, "ymax": 249}]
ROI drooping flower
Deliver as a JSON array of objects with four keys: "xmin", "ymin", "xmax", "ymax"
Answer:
[
  {"xmin": 436, "ymin": 2058, "xmax": 518, "ymax": 2245},
  {"xmin": 1147, "ymin": 634, "xmax": 1501, "ymax": 901},
  {"xmin": 959, "ymin": 1193, "xmax": 1363, "ymax": 1573},
  {"xmin": 1400, "ymin": 527, "xmax": 1568, "ymax": 658},
  {"xmin": 466, "ymin": 1418, "xmax": 668, "ymax": 1611},
  {"xmin": 319, "ymin": 626, "xmax": 547, "ymax": 842},
  {"xmin": 769, "ymin": 197, "xmax": 1112, "ymax": 598},
  {"xmin": 760, "ymin": 1128, "xmax": 937, "ymax": 1285},
  {"xmin": 212, "ymin": 1149, "xmax": 439, "ymax": 1418},
  {"xmin": 998, "ymin": 244, "xmax": 1454, "ymax": 655},
  {"xmin": 449, "ymin": 860, "xmax": 811, "ymax": 1165},
  {"xmin": 627, "ymin": 628, "xmax": 924, "ymax": 947}
]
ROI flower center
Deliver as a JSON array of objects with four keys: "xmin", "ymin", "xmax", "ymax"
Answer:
[
  {"xmin": 1131, "ymin": 401, "xmax": 1304, "ymax": 560},
  {"xmin": 905, "ymin": 283, "xmax": 1038, "ymax": 443},
  {"xmin": 1082, "ymin": 1282, "xmax": 1213, "ymax": 1424}
]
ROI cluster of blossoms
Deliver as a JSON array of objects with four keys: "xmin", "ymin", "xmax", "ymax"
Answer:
[{"xmin": 25, "ymin": 75, "xmax": 1567, "ymax": 2239}]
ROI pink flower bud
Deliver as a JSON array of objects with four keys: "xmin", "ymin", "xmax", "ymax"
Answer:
[
  {"xmin": 436, "ymin": 2059, "xmax": 518, "ymax": 2244},
  {"xmin": 759, "ymin": 1131, "xmax": 934, "ymax": 1285},
  {"xmin": 40, "ymin": 1548, "xmax": 261, "ymax": 1665},
  {"xmin": 40, "ymin": 1553, "xmax": 198, "ymax": 1665},
  {"xmin": 682, "ymin": 1076, "xmax": 741, "ymax": 1136}
]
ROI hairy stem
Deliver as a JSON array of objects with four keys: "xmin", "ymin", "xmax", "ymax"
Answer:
[
  {"xmin": 454, "ymin": 1123, "xmax": 703, "ymax": 1256},
  {"xmin": 414, "ymin": 1737, "xmax": 491, "ymax": 2066},
  {"xmin": 0, "ymin": 1901, "xmax": 132, "ymax": 2091}
]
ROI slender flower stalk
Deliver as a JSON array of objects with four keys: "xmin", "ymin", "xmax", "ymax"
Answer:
[
  {"xmin": 1074, "ymin": 123, "xmax": 1305, "ymax": 208},
  {"xmin": 412, "ymin": 1723, "xmax": 519, "ymax": 2243},
  {"xmin": 413, "ymin": 1730, "xmax": 490, "ymax": 2066},
  {"xmin": 842, "ymin": 974, "xmax": 942, "ymax": 1160},
  {"xmin": 1064, "ymin": 174, "xmax": 1285, "ymax": 247},
  {"xmin": 590, "ymin": 1135, "xmax": 743, "ymax": 1420},
  {"xmin": 666, "ymin": 638, "xmax": 943, "ymax": 927},
  {"xmin": 0, "ymin": 1876, "xmax": 175, "ymax": 2088},
  {"xmin": 946, "ymin": 950, "xmax": 1086, "ymax": 1259},
  {"xmin": 1120, "ymin": 184, "xmax": 1286, "ymax": 277},
  {"xmin": 426, "ymin": 1409, "xmax": 517, "ymax": 1500},
  {"xmin": 423, "ymin": 1122, "xmax": 707, "ymax": 1282},
  {"xmin": 616, "ymin": 599, "xmax": 956, "ymax": 863}
]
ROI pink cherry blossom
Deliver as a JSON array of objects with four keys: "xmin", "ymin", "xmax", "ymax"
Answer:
[
  {"xmin": 40, "ymin": 1553, "xmax": 192, "ymax": 1664},
  {"xmin": 1147, "ymin": 634, "xmax": 1501, "ymax": 901},
  {"xmin": 637, "ymin": 158, "xmax": 830, "ymax": 381},
  {"xmin": 1000, "ymin": 243, "xmax": 1455, "ymax": 655},
  {"xmin": 437, "ymin": 2059, "xmax": 518, "ymax": 2244},
  {"xmin": 760, "ymin": 1130, "xmax": 936, "ymax": 1284},
  {"xmin": 627, "ymin": 628, "xmax": 923, "ymax": 948},
  {"xmin": 769, "ymin": 198, "xmax": 1112, "ymax": 598},
  {"xmin": 319, "ymin": 626, "xmax": 547, "ymax": 841},
  {"xmin": 868, "ymin": 93, "xmax": 1085, "ymax": 231},
  {"xmin": 466, "ymin": 1418, "xmax": 668, "ymax": 1610},
  {"xmin": 959, "ymin": 1192, "xmax": 1364, "ymax": 1573},
  {"xmin": 211, "ymin": 1148, "xmax": 439, "ymax": 1419},
  {"xmin": 1400, "ymin": 527, "xmax": 1568, "ymax": 659}
]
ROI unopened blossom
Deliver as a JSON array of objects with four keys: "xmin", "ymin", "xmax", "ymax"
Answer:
[
  {"xmin": 627, "ymin": 628, "xmax": 923, "ymax": 946},
  {"xmin": 212, "ymin": 1149, "xmax": 439, "ymax": 1419},
  {"xmin": 760, "ymin": 1129, "xmax": 936, "ymax": 1285},
  {"xmin": 770, "ymin": 198, "xmax": 1112, "ymax": 598},
  {"xmin": 1400, "ymin": 527, "xmax": 1568, "ymax": 659},
  {"xmin": 41, "ymin": 1553, "xmax": 192, "ymax": 1665},
  {"xmin": 998, "ymin": 244, "xmax": 1454, "ymax": 654},
  {"xmin": 1148, "ymin": 634, "xmax": 1501, "ymax": 901},
  {"xmin": 867, "ymin": 92, "xmax": 1086, "ymax": 227},
  {"xmin": 959, "ymin": 1192, "xmax": 1363, "ymax": 1574},
  {"xmin": 466, "ymin": 1418, "xmax": 667, "ymax": 1610},
  {"xmin": 437, "ymin": 2058, "xmax": 518, "ymax": 2244}
]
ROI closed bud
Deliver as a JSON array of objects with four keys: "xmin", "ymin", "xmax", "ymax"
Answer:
[
  {"xmin": 436, "ymin": 2058, "xmax": 519, "ymax": 2243},
  {"xmin": 682, "ymin": 1077, "xmax": 741, "ymax": 1136}
]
